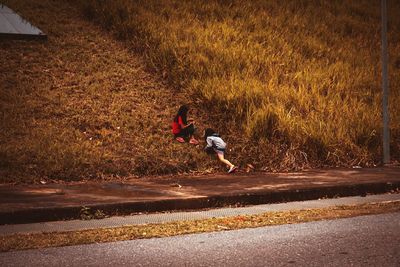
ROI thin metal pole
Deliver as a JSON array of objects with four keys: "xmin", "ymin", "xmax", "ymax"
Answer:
[{"xmin": 381, "ymin": 0, "xmax": 390, "ymax": 164}]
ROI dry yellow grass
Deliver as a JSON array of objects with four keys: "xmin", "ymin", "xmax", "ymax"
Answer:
[
  {"xmin": 0, "ymin": 0, "xmax": 213, "ymax": 183},
  {"xmin": 81, "ymin": 0, "xmax": 400, "ymax": 166},
  {"xmin": 0, "ymin": 0, "xmax": 399, "ymax": 182}
]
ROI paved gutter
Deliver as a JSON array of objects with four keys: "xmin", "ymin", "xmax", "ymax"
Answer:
[
  {"xmin": 1, "ymin": 193, "xmax": 399, "ymax": 236},
  {"xmin": 1, "ymin": 180, "xmax": 399, "ymax": 225}
]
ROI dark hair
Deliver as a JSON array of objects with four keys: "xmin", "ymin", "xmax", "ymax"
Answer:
[
  {"xmin": 204, "ymin": 128, "xmax": 216, "ymax": 141},
  {"xmin": 174, "ymin": 105, "xmax": 189, "ymax": 124}
]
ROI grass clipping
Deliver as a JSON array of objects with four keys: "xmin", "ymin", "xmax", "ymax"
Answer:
[{"xmin": 1, "ymin": 201, "xmax": 400, "ymax": 252}]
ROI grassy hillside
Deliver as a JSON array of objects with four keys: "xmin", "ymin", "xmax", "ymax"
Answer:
[
  {"xmin": 81, "ymin": 0, "xmax": 400, "ymax": 164},
  {"xmin": 0, "ymin": 0, "xmax": 214, "ymax": 183},
  {"xmin": 0, "ymin": 0, "xmax": 399, "ymax": 183}
]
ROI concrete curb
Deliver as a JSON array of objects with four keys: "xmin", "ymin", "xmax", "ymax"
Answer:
[{"xmin": 1, "ymin": 181, "xmax": 399, "ymax": 225}]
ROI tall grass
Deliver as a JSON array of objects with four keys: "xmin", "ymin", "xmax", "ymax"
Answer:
[
  {"xmin": 82, "ymin": 0, "xmax": 400, "ymax": 164},
  {"xmin": 1, "ymin": 0, "xmax": 399, "ymax": 183}
]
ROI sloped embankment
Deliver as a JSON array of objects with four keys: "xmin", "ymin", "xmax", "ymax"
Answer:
[
  {"xmin": 0, "ymin": 0, "xmax": 214, "ymax": 183},
  {"xmin": 80, "ymin": 0, "xmax": 400, "ymax": 168},
  {"xmin": 1, "ymin": 0, "xmax": 399, "ymax": 183}
]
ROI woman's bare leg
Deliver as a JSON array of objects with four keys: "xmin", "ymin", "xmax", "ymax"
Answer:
[{"xmin": 217, "ymin": 153, "xmax": 234, "ymax": 168}]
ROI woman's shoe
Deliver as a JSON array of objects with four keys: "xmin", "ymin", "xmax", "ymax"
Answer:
[
  {"xmin": 228, "ymin": 166, "xmax": 238, "ymax": 173},
  {"xmin": 176, "ymin": 137, "xmax": 185, "ymax": 143},
  {"xmin": 189, "ymin": 138, "xmax": 199, "ymax": 145}
]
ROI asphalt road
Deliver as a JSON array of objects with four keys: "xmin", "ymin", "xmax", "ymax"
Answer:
[{"xmin": 1, "ymin": 212, "xmax": 399, "ymax": 267}]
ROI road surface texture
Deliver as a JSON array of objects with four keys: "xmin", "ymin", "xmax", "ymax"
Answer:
[{"xmin": 1, "ymin": 212, "xmax": 399, "ymax": 266}]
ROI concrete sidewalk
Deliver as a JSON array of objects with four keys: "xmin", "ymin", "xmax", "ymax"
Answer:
[
  {"xmin": 0, "ymin": 167, "xmax": 399, "ymax": 224},
  {"xmin": 1, "ymin": 193, "xmax": 399, "ymax": 236}
]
